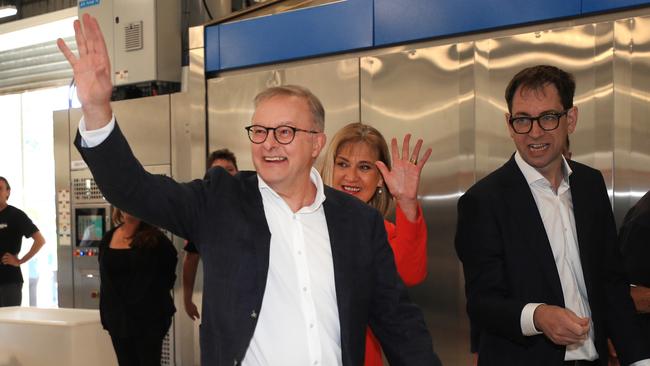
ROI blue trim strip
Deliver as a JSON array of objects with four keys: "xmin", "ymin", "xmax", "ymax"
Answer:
[
  {"xmin": 204, "ymin": 0, "xmax": 650, "ymax": 73},
  {"xmin": 374, "ymin": 0, "xmax": 581, "ymax": 46},
  {"xmin": 212, "ymin": 0, "xmax": 373, "ymax": 71}
]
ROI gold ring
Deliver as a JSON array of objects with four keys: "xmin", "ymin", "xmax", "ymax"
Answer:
[{"xmin": 409, "ymin": 158, "xmax": 417, "ymax": 164}]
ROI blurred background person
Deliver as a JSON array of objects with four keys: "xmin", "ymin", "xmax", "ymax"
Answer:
[
  {"xmin": 99, "ymin": 206, "xmax": 177, "ymax": 366},
  {"xmin": 611, "ymin": 191, "xmax": 650, "ymax": 366},
  {"xmin": 0, "ymin": 176, "xmax": 46, "ymax": 307},
  {"xmin": 320, "ymin": 122, "xmax": 431, "ymax": 366},
  {"xmin": 183, "ymin": 148, "xmax": 239, "ymax": 320}
]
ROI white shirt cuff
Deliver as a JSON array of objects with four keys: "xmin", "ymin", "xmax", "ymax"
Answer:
[
  {"xmin": 79, "ymin": 114, "xmax": 116, "ymax": 148},
  {"xmin": 630, "ymin": 359, "xmax": 650, "ymax": 366},
  {"xmin": 521, "ymin": 303, "xmax": 544, "ymax": 336}
]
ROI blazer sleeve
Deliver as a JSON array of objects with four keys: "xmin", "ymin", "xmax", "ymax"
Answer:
[
  {"xmin": 74, "ymin": 123, "xmax": 222, "ymax": 243},
  {"xmin": 455, "ymin": 191, "xmax": 529, "ymax": 346},
  {"xmin": 594, "ymin": 176, "xmax": 650, "ymax": 364},
  {"xmin": 367, "ymin": 210, "xmax": 442, "ymax": 366},
  {"xmin": 619, "ymin": 212, "xmax": 650, "ymax": 286},
  {"xmin": 385, "ymin": 204, "xmax": 428, "ymax": 286}
]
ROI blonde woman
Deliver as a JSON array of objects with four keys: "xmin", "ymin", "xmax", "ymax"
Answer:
[{"xmin": 320, "ymin": 122, "xmax": 431, "ymax": 366}]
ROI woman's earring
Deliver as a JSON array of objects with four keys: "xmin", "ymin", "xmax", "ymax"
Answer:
[{"xmin": 377, "ymin": 187, "xmax": 383, "ymax": 195}]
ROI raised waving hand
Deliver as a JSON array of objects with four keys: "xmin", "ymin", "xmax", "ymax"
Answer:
[
  {"xmin": 57, "ymin": 13, "xmax": 113, "ymax": 130},
  {"xmin": 376, "ymin": 134, "xmax": 432, "ymax": 221}
]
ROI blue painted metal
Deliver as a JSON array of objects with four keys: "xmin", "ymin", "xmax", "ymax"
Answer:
[
  {"xmin": 374, "ymin": 0, "xmax": 581, "ymax": 46},
  {"xmin": 582, "ymin": 0, "xmax": 650, "ymax": 14},
  {"xmin": 203, "ymin": 0, "xmax": 650, "ymax": 73},
  {"xmin": 205, "ymin": 0, "xmax": 373, "ymax": 72},
  {"xmin": 205, "ymin": 25, "xmax": 220, "ymax": 73}
]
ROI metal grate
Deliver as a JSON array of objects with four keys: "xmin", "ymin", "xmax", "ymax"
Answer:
[
  {"xmin": 161, "ymin": 320, "xmax": 174, "ymax": 365},
  {"xmin": 72, "ymin": 177, "xmax": 103, "ymax": 201},
  {"xmin": 124, "ymin": 21, "xmax": 143, "ymax": 52}
]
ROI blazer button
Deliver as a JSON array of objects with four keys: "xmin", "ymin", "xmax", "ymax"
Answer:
[
  {"xmin": 234, "ymin": 359, "xmax": 238, "ymax": 366},
  {"xmin": 251, "ymin": 310, "xmax": 257, "ymax": 319}
]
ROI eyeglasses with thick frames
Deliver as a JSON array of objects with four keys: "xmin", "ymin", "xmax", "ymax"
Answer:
[
  {"xmin": 508, "ymin": 110, "xmax": 569, "ymax": 134},
  {"xmin": 244, "ymin": 124, "xmax": 319, "ymax": 145}
]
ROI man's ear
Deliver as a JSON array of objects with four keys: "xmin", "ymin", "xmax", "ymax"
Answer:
[
  {"xmin": 567, "ymin": 106, "xmax": 578, "ymax": 134},
  {"xmin": 312, "ymin": 133, "xmax": 327, "ymax": 159}
]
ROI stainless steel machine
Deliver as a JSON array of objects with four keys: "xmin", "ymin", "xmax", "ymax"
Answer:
[{"xmin": 54, "ymin": 6, "xmax": 650, "ymax": 366}]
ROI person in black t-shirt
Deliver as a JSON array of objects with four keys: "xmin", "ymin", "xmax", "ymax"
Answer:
[
  {"xmin": 182, "ymin": 149, "xmax": 239, "ymax": 320},
  {"xmin": 0, "ymin": 176, "xmax": 46, "ymax": 307},
  {"xmin": 99, "ymin": 206, "xmax": 177, "ymax": 366}
]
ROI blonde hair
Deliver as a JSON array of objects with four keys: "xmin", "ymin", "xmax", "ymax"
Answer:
[
  {"xmin": 253, "ymin": 85, "xmax": 325, "ymax": 131},
  {"xmin": 320, "ymin": 122, "xmax": 393, "ymax": 217}
]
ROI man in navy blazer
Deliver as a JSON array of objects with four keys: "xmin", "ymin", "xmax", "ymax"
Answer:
[
  {"xmin": 456, "ymin": 65, "xmax": 650, "ymax": 366},
  {"xmin": 58, "ymin": 14, "xmax": 440, "ymax": 366}
]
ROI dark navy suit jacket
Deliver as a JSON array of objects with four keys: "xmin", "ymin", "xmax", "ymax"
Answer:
[
  {"xmin": 75, "ymin": 123, "xmax": 440, "ymax": 366},
  {"xmin": 455, "ymin": 156, "xmax": 649, "ymax": 366}
]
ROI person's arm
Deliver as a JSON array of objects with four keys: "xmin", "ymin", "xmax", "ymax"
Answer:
[
  {"xmin": 1, "ymin": 231, "xmax": 45, "ymax": 267},
  {"xmin": 455, "ymin": 191, "xmax": 531, "ymax": 345},
  {"xmin": 366, "ymin": 210, "xmax": 441, "ymax": 366},
  {"xmin": 630, "ymin": 285, "xmax": 650, "ymax": 313},
  {"xmin": 590, "ymin": 173, "xmax": 650, "ymax": 365},
  {"xmin": 183, "ymin": 251, "xmax": 201, "ymax": 320},
  {"xmin": 386, "ymin": 204, "xmax": 427, "ymax": 286}
]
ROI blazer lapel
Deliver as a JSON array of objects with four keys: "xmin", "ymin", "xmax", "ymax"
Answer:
[
  {"xmin": 322, "ymin": 188, "xmax": 353, "ymax": 363},
  {"xmin": 502, "ymin": 158, "xmax": 565, "ymax": 305},
  {"xmin": 241, "ymin": 173, "xmax": 272, "ymax": 296},
  {"xmin": 566, "ymin": 164, "xmax": 595, "ymax": 298}
]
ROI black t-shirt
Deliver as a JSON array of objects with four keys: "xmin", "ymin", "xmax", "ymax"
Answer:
[{"xmin": 0, "ymin": 205, "xmax": 38, "ymax": 284}]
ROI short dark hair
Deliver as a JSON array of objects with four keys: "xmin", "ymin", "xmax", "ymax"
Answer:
[
  {"xmin": 505, "ymin": 65, "xmax": 576, "ymax": 113},
  {"xmin": 0, "ymin": 176, "xmax": 10, "ymax": 190},
  {"xmin": 207, "ymin": 149, "xmax": 238, "ymax": 171}
]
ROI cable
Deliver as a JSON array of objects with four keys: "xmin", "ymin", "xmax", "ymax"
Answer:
[{"xmin": 202, "ymin": 0, "xmax": 213, "ymax": 20}]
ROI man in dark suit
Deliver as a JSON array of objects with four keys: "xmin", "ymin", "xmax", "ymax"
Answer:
[
  {"xmin": 455, "ymin": 65, "xmax": 650, "ymax": 366},
  {"xmin": 57, "ymin": 14, "xmax": 440, "ymax": 366}
]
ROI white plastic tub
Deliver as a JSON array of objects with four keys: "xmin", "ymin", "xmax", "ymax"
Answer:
[{"xmin": 0, "ymin": 306, "xmax": 117, "ymax": 366}]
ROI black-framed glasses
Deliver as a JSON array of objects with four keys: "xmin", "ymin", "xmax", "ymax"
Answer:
[
  {"xmin": 508, "ymin": 110, "xmax": 568, "ymax": 134},
  {"xmin": 244, "ymin": 124, "xmax": 319, "ymax": 145}
]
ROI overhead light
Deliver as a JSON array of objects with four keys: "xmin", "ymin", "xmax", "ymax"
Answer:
[{"xmin": 0, "ymin": 5, "xmax": 17, "ymax": 19}]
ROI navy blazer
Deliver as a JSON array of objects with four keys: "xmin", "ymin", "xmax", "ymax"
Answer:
[
  {"xmin": 455, "ymin": 156, "xmax": 649, "ymax": 366},
  {"xmin": 75, "ymin": 123, "xmax": 440, "ymax": 366}
]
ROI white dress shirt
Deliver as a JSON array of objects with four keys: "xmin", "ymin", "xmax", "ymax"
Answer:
[
  {"xmin": 515, "ymin": 152, "xmax": 650, "ymax": 366},
  {"xmin": 515, "ymin": 152, "xmax": 597, "ymax": 361},
  {"xmin": 242, "ymin": 168, "xmax": 342, "ymax": 366},
  {"xmin": 79, "ymin": 116, "xmax": 343, "ymax": 366}
]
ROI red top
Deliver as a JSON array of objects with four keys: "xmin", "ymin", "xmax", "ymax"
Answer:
[{"xmin": 365, "ymin": 204, "xmax": 428, "ymax": 366}]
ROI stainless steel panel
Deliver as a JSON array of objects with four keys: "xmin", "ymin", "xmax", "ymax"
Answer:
[
  {"xmin": 360, "ymin": 44, "xmax": 469, "ymax": 365},
  {"xmin": 171, "ymin": 32, "xmax": 207, "ymax": 366},
  {"xmin": 207, "ymin": 58, "xmax": 360, "ymax": 170},
  {"xmin": 614, "ymin": 16, "xmax": 650, "ymax": 226},
  {"xmin": 68, "ymin": 96, "xmax": 172, "ymax": 167},
  {"xmin": 476, "ymin": 25, "xmax": 605, "ymax": 179}
]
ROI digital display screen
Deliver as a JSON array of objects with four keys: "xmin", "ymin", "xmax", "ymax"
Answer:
[{"xmin": 75, "ymin": 208, "xmax": 107, "ymax": 247}]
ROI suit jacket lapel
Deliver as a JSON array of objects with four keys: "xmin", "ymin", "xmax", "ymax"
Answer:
[
  {"xmin": 502, "ymin": 157, "xmax": 565, "ymax": 305},
  {"xmin": 322, "ymin": 187, "xmax": 353, "ymax": 363},
  {"xmin": 566, "ymin": 163, "xmax": 595, "ymax": 298},
  {"xmin": 241, "ymin": 173, "xmax": 272, "ymax": 296}
]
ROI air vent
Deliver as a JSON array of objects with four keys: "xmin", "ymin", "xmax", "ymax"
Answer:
[
  {"xmin": 72, "ymin": 177, "xmax": 103, "ymax": 202},
  {"xmin": 124, "ymin": 21, "xmax": 143, "ymax": 52}
]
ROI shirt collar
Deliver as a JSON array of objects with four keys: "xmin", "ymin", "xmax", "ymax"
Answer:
[
  {"xmin": 514, "ymin": 151, "xmax": 573, "ymax": 189},
  {"xmin": 257, "ymin": 167, "xmax": 326, "ymax": 213}
]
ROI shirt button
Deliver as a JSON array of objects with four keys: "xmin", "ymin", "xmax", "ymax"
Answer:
[
  {"xmin": 310, "ymin": 323, "xmax": 314, "ymax": 328},
  {"xmin": 297, "ymin": 250, "xmax": 302, "ymax": 255},
  {"xmin": 313, "ymin": 361, "xmax": 318, "ymax": 365},
  {"xmin": 303, "ymin": 287, "xmax": 307, "ymax": 292},
  {"xmin": 250, "ymin": 310, "xmax": 257, "ymax": 319}
]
